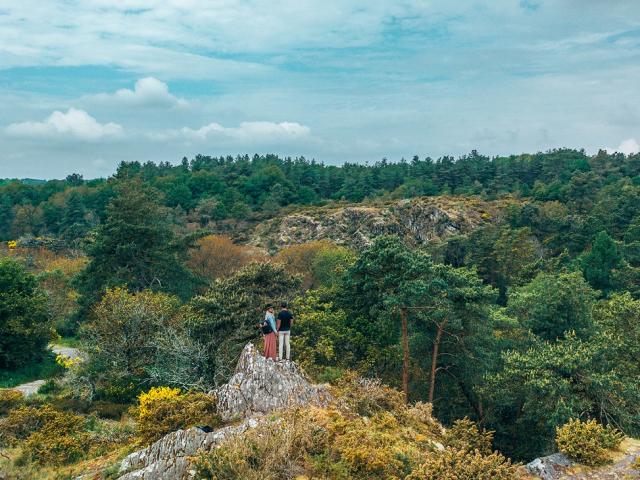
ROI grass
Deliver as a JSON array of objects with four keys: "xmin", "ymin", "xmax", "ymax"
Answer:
[
  {"xmin": 53, "ymin": 336, "xmax": 81, "ymax": 348},
  {"xmin": 0, "ymin": 353, "xmax": 64, "ymax": 388}
]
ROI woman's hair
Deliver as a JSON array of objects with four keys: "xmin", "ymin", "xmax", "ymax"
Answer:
[{"xmin": 265, "ymin": 303, "xmax": 274, "ymax": 310}]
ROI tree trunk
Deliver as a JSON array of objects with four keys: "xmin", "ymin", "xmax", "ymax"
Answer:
[
  {"xmin": 429, "ymin": 320, "xmax": 446, "ymax": 403},
  {"xmin": 401, "ymin": 307, "xmax": 409, "ymax": 404}
]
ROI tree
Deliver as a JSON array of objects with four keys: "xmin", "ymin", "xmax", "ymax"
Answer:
[
  {"xmin": 581, "ymin": 231, "xmax": 622, "ymax": 293},
  {"xmin": 0, "ymin": 257, "xmax": 51, "ymax": 369},
  {"xmin": 340, "ymin": 236, "xmax": 495, "ymax": 405},
  {"xmin": 187, "ymin": 235, "xmax": 264, "ymax": 285},
  {"xmin": 75, "ymin": 180, "xmax": 195, "ymax": 313},
  {"xmin": 189, "ymin": 262, "xmax": 301, "ymax": 385},
  {"xmin": 80, "ymin": 288, "xmax": 207, "ymax": 401},
  {"xmin": 506, "ymin": 271, "xmax": 596, "ymax": 341},
  {"xmin": 274, "ymin": 240, "xmax": 352, "ymax": 290}
]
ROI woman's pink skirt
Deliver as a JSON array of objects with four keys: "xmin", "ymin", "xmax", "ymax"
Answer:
[{"xmin": 263, "ymin": 332, "xmax": 277, "ymax": 360}]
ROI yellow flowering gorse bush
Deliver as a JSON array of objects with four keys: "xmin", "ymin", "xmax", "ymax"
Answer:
[{"xmin": 135, "ymin": 386, "xmax": 220, "ymax": 444}]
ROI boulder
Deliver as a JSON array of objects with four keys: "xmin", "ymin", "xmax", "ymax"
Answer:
[
  {"xmin": 116, "ymin": 343, "xmax": 330, "ymax": 480},
  {"xmin": 525, "ymin": 453, "xmax": 573, "ymax": 480},
  {"xmin": 212, "ymin": 343, "xmax": 331, "ymax": 421}
]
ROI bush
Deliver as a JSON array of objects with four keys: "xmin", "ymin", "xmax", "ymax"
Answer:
[
  {"xmin": 0, "ymin": 404, "xmax": 90, "ymax": 465},
  {"xmin": 555, "ymin": 418, "xmax": 623, "ymax": 466},
  {"xmin": 194, "ymin": 398, "xmax": 446, "ymax": 480},
  {"xmin": 331, "ymin": 372, "xmax": 406, "ymax": 418},
  {"xmin": 444, "ymin": 417, "xmax": 494, "ymax": 455},
  {"xmin": 406, "ymin": 447, "xmax": 522, "ymax": 480},
  {"xmin": 89, "ymin": 400, "xmax": 129, "ymax": 420},
  {"xmin": 0, "ymin": 389, "xmax": 23, "ymax": 415},
  {"xmin": 135, "ymin": 386, "xmax": 220, "ymax": 443}
]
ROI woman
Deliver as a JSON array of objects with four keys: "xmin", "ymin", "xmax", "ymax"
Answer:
[{"xmin": 262, "ymin": 304, "xmax": 277, "ymax": 360}]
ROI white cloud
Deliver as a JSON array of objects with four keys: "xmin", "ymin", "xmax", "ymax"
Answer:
[
  {"xmin": 152, "ymin": 120, "xmax": 311, "ymax": 143},
  {"xmin": 5, "ymin": 108, "xmax": 122, "ymax": 141},
  {"xmin": 93, "ymin": 77, "xmax": 188, "ymax": 107},
  {"xmin": 606, "ymin": 138, "xmax": 640, "ymax": 155}
]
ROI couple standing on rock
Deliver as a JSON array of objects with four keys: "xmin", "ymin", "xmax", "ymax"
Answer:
[{"xmin": 260, "ymin": 302, "xmax": 294, "ymax": 361}]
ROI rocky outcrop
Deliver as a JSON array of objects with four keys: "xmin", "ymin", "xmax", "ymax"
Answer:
[
  {"xmin": 117, "ymin": 419, "xmax": 259, "ymax": 480},
  {"xmin": 212, "ymin": 343, "xmax": 331, "ymax": 421},
  {"xmin": 249, "ymin": 197, "xmax": 501, "ymax": 250},
  {"xmin": 116, "ymin": 343, "xmax": 330, "ymax": 480}
]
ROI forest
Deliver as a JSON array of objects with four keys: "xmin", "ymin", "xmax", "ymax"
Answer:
[{"xmin": 1, "ymin": 148, "xmax": 640, "ymax": 478}]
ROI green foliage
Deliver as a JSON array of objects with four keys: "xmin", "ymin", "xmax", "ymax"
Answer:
[
  {"xmin": 406, "ymin": 447, "xmax": 522, "ymax": 480},
  {"xmin": 506, "ymin": 271, "xmax": 596, "ymax": 340},
  {"xmin": 189, "ymin": 262, "xmax": 301, "ymax": 385},
  {"xmin": 81, "ymin": 288, "xmax": 208, "ymax": 401},
  {"xmin": 581, "ymin": 231, "xmax": 622, "ymax": 293},
  {"xmin": 75, "ymin": 180, "xmax": 195, "ymax": 313},
  {"xmin": 0, "ymin": 257, "xmax": 52, "ymax": 369},
  {"xmin": 0, "ymin": 351, "xmax": 62, "ymax": 388},
  {"xmin": 443, "ymin": 417, "xmax": 494, "ymax": 455},
  {"xmin": 193, "ymin": 383, "xmax": 445, "ymax": 480},
  {"xmin": 134, "ymin": 386, "xmax": 220, "ymax": 444},
  {"xmin": 555, "ymin": 418, "xmax": 622, "ymax": 466}
]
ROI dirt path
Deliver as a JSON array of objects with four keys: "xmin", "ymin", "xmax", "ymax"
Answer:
[
  {"xmin": 562, "ymin": 439, "xmax": 640, "ymax": 478},
  {"xmin": 6, "ymin": 344, "xmax": 84, "ymax": 397}
]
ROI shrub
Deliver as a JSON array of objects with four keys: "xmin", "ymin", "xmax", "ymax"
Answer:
[
  {"xmin": 23, "ymin": 428, "xmax": 88, "ymax": 466},
  {"xmin": 555, "ymin": 418, "xmax": 623, "ymax": 466},
  {"xmin": 194, "ymin": 400, "xmax": 446, "ymax": 480},
  {"xmin": 444, "ymin": 417, "xmax": 494, "ymax": 455},
  {"xmin": 89, "ymin": 400, "xmax": 129, "ymax": 420},
  {"xmin": 407, "ymin": 447, "xmax": 522, "ymax": 480},
  {"xmin": 0, "ymin": 404, "xmax": 90, "ymax": 465},
  {"xmin": 135, "ymin": 386, "xmax": 220, "ymax": 443},
  {"xmin": 0, "ymin": 389, "xmax": 23, "ymax": 415},
  {"xmin": 331, "ymin": 372, "xmax": 406, "ymax": 418}
]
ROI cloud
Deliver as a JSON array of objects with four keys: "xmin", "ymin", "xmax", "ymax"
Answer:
[
  {"xmin": 93, "ymin": 77, "xmax": 188, "ymax": 107},
  {"xmin": 152, "ymin": 121, "xmax": 311, "ymax": 143},
  {"xmin": 5, "ymin": 108, "xmax": 122, "ymax": 141},
  {"xmin": 606, "ymin": 138, "xmax": 640, "ymax": 155}
]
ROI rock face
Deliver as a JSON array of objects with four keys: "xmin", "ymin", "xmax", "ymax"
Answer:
[
  {"xmin": 116, "ymin": 343, "xmax": 330, "ymax": 480},
  {"xmin": 249, "ymin": 197, "xmax": 500, "ymax": 250},
  {"xmin": 213, "ymin": 343, "xmax": 331, "ymax": 421},
  {"xmin": 117, "ymin": 419, "xmax": 259, "ymax": 480}
]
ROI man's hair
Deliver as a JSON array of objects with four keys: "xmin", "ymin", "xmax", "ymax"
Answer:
[{"xmin": 280, "ymin": 301, "xmax": 288, "ymax": 308}]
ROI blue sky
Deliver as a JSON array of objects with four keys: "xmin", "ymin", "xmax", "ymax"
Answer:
[{"xmin": 0, "ymin": 0, "xmax": 639, "ymax": 178}]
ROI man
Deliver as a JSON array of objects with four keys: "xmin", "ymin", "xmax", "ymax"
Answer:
[{"xmin": 276, "ymin": 301, "xmax": 294, "ymax": 361}]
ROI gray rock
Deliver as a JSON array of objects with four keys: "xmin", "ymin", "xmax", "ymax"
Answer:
[
  {"xmin": 526, "ymin": 453, "xmax": 573, "ymax": 480},
  {"xmin": 212, "ymin": 343, "xmax": 331, "ymax": 421},
  {"xmin": 116, "ymin": 342, "xmax": 330, "ymax": 479},
  {"xmin": 118, "ymin": 418, "xmax": 259, "ymax": 480}
]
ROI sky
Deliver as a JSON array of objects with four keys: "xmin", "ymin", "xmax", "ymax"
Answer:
[{"xmin": 0, "ymin": 1, "xmax": 639, "ymax": 179}]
